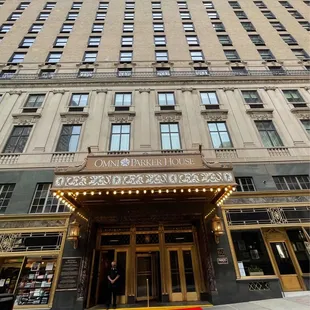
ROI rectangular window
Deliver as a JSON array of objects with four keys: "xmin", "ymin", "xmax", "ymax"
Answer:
[
  {"xmin": 19, "ymin": 37, "xmax": 35, "ymax": 48},
  {"xmin": 56, "ymin": 125, "xmax": 81, "ymax": 152},
  {"xmin": 241, "ymin": 22, "xmax": 256, "ymax": 31},
  {"xmin": 282, "ymin": 90, "xmax": 306, "ymax": 107},
  {"xmin": 232, "ymin": 67, "xmax": 247, "ymax": 75},
  {"xmin": 177, "ymin": 1, "xmax": 188, "ymax": 9},
  {"xmin": 153, "ymin": 23, "xmax": 164, "ymax": 32},
  {"xmin": 180, "ymin": 12, "xmax": 191, "ymax": 19},
  {"xmin": 195, "ymin": 67, "xmax": 209, "ymax": 76},
  {"xmin": 54, "ymin": 37, "xmax": 68, "ymax": 47},
  {"xmin": 208, "ymin": 122, "xmax": 233, "ymax": 148},
  {"xmin": 254, "ymin": 1, "xmax": 267, "ymax": 9},
  {"xmin": 78, "ymin": 69, "xmax": 94, "ymax": 78},
  {"xmin": 153, "ymin": 12, "xmax": 163, "ymax": 19},
  {"xmin": 242, "ymin": 90, "xmax": 263, "ymax": 108},
  {"xmin": 203, "ymin": 1, "xmax": 214, "ymax": 9},
  {"xmin": 212, "ymin": 22, "xmax": 225, "ymax": 32},
  {"xmin": 9, "ymin": 53, "xmax": 26, "ymax": 64},
  {"xmin": 229, "ymin": 1, "xmax": 241, "ymax": 9},
  {"xmin": 96, "ymin": 12, "xmax": 106, "ymax": 20},
  {"xmin": 158, "ymin": 93, "xmax": 175, "ymax": 108},
  {"xmin": 123, "ymin": 23, "xmax": 134, "ymax": 32},
  {"xmin": 88, "ymin": 36, "xmax": 101, "ymax": 47},
  {"xmin": 235, "ymin": 11, "xmax": 247, "ymax": 19},
  {"xmin": 92, "ymin": 23, "xmax": 104, "ymax": 33},
  {"xmin": 190, "ymin": 50, "xmax": 204, "ymax": 61},
  {"xmin": 235, "ymin": 177, "xmax": 256, "ymax": 192},
  {"xmin": 289, "ymin": 10, "xmax": 303, "ymax": 19},
  {"xmin": 200, "ymin": 91, "xmax": 219, "ymax": 109},
  {"xmin": 39, "ymin": 69, "xmax": 55, "ymax": 79},
  {"xmin": 29, "ymin": 184, "xmax": 68, "ymax": 213},
  {"xmin": 72, "ymin": 2, "xmax": 82, "ymax": 9},
  {"xmin": 273, "ymin": 176, "xmax": 310, "ymax": 190},
  {"xmin": 124, "ymin": 12, "xmax": 134, "ymax": 20},
  {"xmin": 299, "ymin": 21, "xmax": 310, "ymax": 31},
  {"xmin": 18, "ymin": 2, "xmax": 31, "ymax": 10},
  {"xmin": 249, "ymin": 34, "xmax": 265, "ymax": 46},
  {"xmin": 61, "ymin": 24, "xmax": 74, "ymax": 33},
  {"xmin": 270, "ymin": 21, "xmax": 286, "ymax": 31},
  {"xmin": 99, "ymin": 2, "xmax": 109, "ymax": 10},
  {"xmin": 262, "ymin": 10, "xmax": 276, "ymax": 19},
  {"xmin": 218, "ymin": 35, "xmax": 232, "ymax": 46},
  {"xmin": 83, "ymin": 52, "xmax": 97, "ymax": 63},
  {"xmin": 46, "ymin": 52, "xmax": 62, "ymax": 63},
  {"xmin": 155, "ymin": 51, "xmax": 168, "ymax": 61},
  {"xmin": 118, "ymin": 68, "xmax": 132, "ymax": 77},
  {"xmin": 207, "ymin": 12, "xmax": 219, "ymax": 19},
  {"xmin": 0, "ymin": 184, "xmax": 15, "ymax": 214},
  {"xmin": 0, "ymin": 70, "xmax": 16, "ymax": 79},
  {"xmin": 122, "ymin": 36, "xmax": 133, "ymax": 47},
  {"xmin": 8, "ymin": 13, "xmax": 22, "ymax": 21},
  {"xmin": 44, "ymin": 2, "xmax": 56, "ymax": 10},
  {"xmin": 280, "ymin": 34, "xmax": 297, "ymax": 45},
  {"xmin": 37, "ymin": 12, "xmax": 50, "ymax": 20},
  {"xmin": 301, "ymin": 120, "xmax": 310, "ymax": 135},
  {"xmin": 67, "ymin": 12, "xmax": 78, "ymax": 20},
  {"xmin": 160, "ymin": 123, "xmax": 181, "ymax": 150},
  {"xmin": 154, "ymin": 36, "xmax": 166, "ymax": 46},
  {"xmin": 224, "ymin": 50, "xmax": 240, "ymax": 61},
  {"xmin": 186, "ymin": 35, "xmax": 199, "ymax": 46},
  {"xmin": 183, "ymin": 23, "xmax": 194, "ymax": 32},
  {"xmin": 120, "ymin": 51, "xmax": 133, "ymax": 62},
  {"xmin": 258, "ymin": 49, "xmax": 275, "ymax": 60},
  {"xmin": 110, "ymin": 124, "xmax": 130, "ymax": 151},
  {"xmin": 156, "ymin": 68, "xmax": 170, "ymax": 76},
  {"xmin": 0, "ymin": 24, "xmax": 13, "ymax": 33},
  {"xmin": 115, "ymin": 93, "xmax": 132, "ymax": 110},
  {"xmin": 152, "ymin": 2, "xmax": 161, "ymax": 9},
  {"xmin": 23, "ymin": 94, "xmax": 45, "ymax": 111},
  {"xmin": 29, "ymin": 24, "xmax": 43, "ymax": 33},
  {"xmin": 292, "ymin": 49, "xmax": 309, "ymax": 59},
  {"xmin": 3, "ymin": 126, "xmax": 32, "ymax": 153},
  {"xmin": 125, "ymin": 2, "xmax": 135, "ymax": 9},
  {"xmin": 279, "ymin": 1, "xmax": 292, "ymax": 8},
  {"xmin": 69, "ymin": 93, "xmax": 89, "ymax": 111},
  {"xmin": 255, "ymin": 120, "xmax": 283, "ymax": 147}
]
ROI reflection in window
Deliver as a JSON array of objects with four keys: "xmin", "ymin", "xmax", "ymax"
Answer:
[
  {"xmin": 109, "ymin": 124, "xmax": 130, "ymax": 151},
  {"xmin": 56, "ymin": 125, "xmax": 81, "ymax": 152},
  {"xmin": 169, "ymin": 251, "xmax": 181, "ymax": 292}
]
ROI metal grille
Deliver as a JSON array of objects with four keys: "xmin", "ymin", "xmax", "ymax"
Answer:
[
  {"xmin": 136, "ymin": 233, "xmax": 159, "ymax": 244},
  {"xmin": 249, "ymin": 282, "xmax": 270, "ymax": 291}
]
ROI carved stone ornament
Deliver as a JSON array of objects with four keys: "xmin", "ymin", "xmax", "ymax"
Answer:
[
  {"xmin": 201, "ymin": 110, "xmax": 228, "ymax": 121},
  {"xmin": 9, "ymin": 90, "xmax": 22, "ymax": 95},
  {"xmin": 52, "ymin": 89, "xmax": 66, "ymax": 94},
  {"xmin": 95, "ymin": 89, "xmax": 109, "ymax": 93},
  {"xmin": 137, "ymin": 88, "xmax": 152, "ymax": 93},
  {"xmin": 264, "ymin": 86, "xmax": 277, "ymax": 91},
  {"xmin": 0, "ymin": 234, "xmax": 21, "ymax": 252},
  {"xmin": 0, "ymin": 219, "xmax": 66, "ymax": 229},
  {"xmin": 60, "ymin": 113, "xmax": 89, "ymax": 124},
  {"xmin": 305, "ymin": 87, "xmax": 310, "ymax": 91},
  {"xmin": 294, "ymin": 113, "xmax": 310, "ymax": 120},
  {"xmin": 12, "ymin": 113, "xmax": 41, "ymax": 125},
  {"xmin": 155, "ymin": 112, "xmax": 182, "ymax": 122},
  {"xmin": 108, "ymin": 113, "xmax": 135, "ymax": 123},
  {"xmin": 180, "ymin": 88, "xmax": 194, "ymax": 93},
  {"xmin": 223, "ymin": 87, "xmax": 235, "ymax": 92},
  {"xmin": 247, "ymin": 110, "xmax": 273, "ymax": 120}
]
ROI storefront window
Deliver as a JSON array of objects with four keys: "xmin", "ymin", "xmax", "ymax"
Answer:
[
  {"xmin": 287, "ymin": 229, "xmax": 310, "ymax": 273},
  {"xmin": 15, "ymin": 256, "xmax": 57, "ymax": 306},
  {"xmin": 0, "ymin": 257, "xmax": 23, "ymax": 294},
  {"xmin": 231, "ymin": 230, "xmax": 274, "ymax": 277}
]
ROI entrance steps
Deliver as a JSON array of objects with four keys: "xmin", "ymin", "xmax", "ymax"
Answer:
[{"xmin": 283, "ymin": 291, "xmax": 310, "ymax": 298}]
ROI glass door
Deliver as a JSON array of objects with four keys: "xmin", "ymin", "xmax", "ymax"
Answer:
[
  {"xmin": 270, "ymin": 242, "xmax": 303, "ymax": 291},
  {"xmin": 167, "ymin": 247, "xmax": 199, "ymax": 301},
  {"xmin": 136, "ymin": 254, "xmax": 153, "ymax": 301}
]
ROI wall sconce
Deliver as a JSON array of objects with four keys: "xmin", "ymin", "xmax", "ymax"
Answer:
[
  {"xmin": 212, "ymin": 215, "xmax": 225, "ymax": 244},
  {"xmin": 67, "ymin": 219, "xmax": 80, "ymax": 249}
]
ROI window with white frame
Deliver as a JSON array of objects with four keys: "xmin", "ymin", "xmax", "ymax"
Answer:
[
  {"xmin": 115, "ymin": 93, "xmax": 132, "ymax": 109},
  {"xmin": 9, "ymin": 13, "xmax": 22, "ymax": 21},
  {"xmin": 186, "ymin": 36, "xmax": 199, "ymax": 46},
  {"xmin": 0, "ymin": 24, "xmax": 13, "ymax": 33},
  {"xmin": 9, "ymin": 53, "xmax": 26, "ymax": 63},
  {"xmin": 255, "ymin": 121, "xmax": 283, "ymax": 147},
  {"xmin": 208, "ymin": 122, "xmax": 233, "ymax": 148},
  {"xmin": 37, "ymin": 12, "xmax": 50, "ymax": 20},
  {"xmin": 152, "ymin": 2, "xmax": 161, "ymax": 9},
  {"xmin": 160, "ymin": 123, "xmax": 181, "ymax": 150},
  {"xmin": 180, "ymin": 12, "xmax": 191, "ymax": 19},
  {"xmin": 110, "ymin": 124, "xmax": 131, "ymax": 151},
  {"xmin": 67, "ymin": 12, "xmax": 78, "ymax": 20},
  {"xmin": 177, "ymin": 1, "xmax": 188, "ymax": 9},
  {"xmin": 154, "ymin": 36, "xmax": 166, "ymax": 46},
  {"xmin": 155, "ymin": 51, "xmax": 168, "ymax": 61},
  {"xmin": 120, "ymin": 51, "xmax": 133, "ymax": 62},
  {"xmin": 29, "ymin": 24, "xmax": 43, "ymax": 33},
  {"xmin": 56, "ymin": 125, "xmax": 81, "ymax": 152},
  {"xmin": 273, "ymin": 175, "xmax": 310, "ymax": 190},
  {"xmin": 20, "ymin": 37, "xmax": 35, "ymax": 48},
  {"xmin": 207, "ymin": 12, "xmax": 219, "ymax": 19},
  {"xmin": 69, "ymin": 93, "xmax": 89, "ymax": 111},
  {"xmin": 123, "ymin": 23, "xmax": 134, "ymax": 32},
  {"xmin": 83, "ymin": 52, "xmax": 97, "ymax": 63},
  {"xmin": 212, "ymin": 22, "xmax": 225, "ymax": 32},
  {"xmin": 3, "ymin": 126, "xmax": 32, "ymax": 153},
  {"xmin": 47, "ymin": 52, "xmax": 62, "ymax": 63},
  {"xmin": 125, "ymin": 12, "xmax": 135, "ymax": 20},
  {"xmin": 92, "ymin": 24, "xmax": 104, "ymax": 33},
  {"xmin": 282, "ymin": 90, "xmax": 306, "ymax": 107},
  {"xmin": 203, "ymin": 1, "xmax": 214, "ymax": 9},
  {"xmin": 121, "ymin": 36, "xmax": 133, "ymax": 47},
  {"xmin": 152, "ymin": 12, "xmax": 163, "ymax": 19},
  {"xmin": 190, "ymin": 50, "xmax": 204, "ymax": 61},
  {"xmin": 158, "ymin": 93, "xmax": 175, "ymax": 107},
  {"xmin": 200, "ymin": 91, "xmax": 219, "ymax": 108},
  {"xmin": 153, "ymin": 23, "xmax": 164, "ymax": 32},
  {"xmin": 99, "ymin": 2, "xmax": 109, "ymax": 9},
  {"xmin": 241, "ymin": 90, "xmax": 263, "ymax": 108},
  {"xmin": 88, "ymin": 36, "xmax": 101, "ymax": 47},
  {"xmin": 0, "ymin": 184, "xmax": 15, "ymax": 214},
  {"xmin": 96, "ymin": 12, "xmax": 106, "ymax": 20},
  {"xmin": 23, "ymin": 94, "xmax": 45, "ymax": 111},
  {"xmin": 125, "ymin": 2, "xmax": 135, "ymax": 9},
  {"xmin": 183, "ymin": 23, "xmax": 194, "ymax": 32},
  {"xmin": 72, "ymin": 2, "xmax": 82, "ymax": 9},
  {"xmin": 54, "ymin": 37, "xmax": 68, "ymax": 47},
  {"xmin": 61, "ymin": 24, "xmax": 74, "ymax": 33},
  {"xmin": 235, "ymin": 177, "xmax": 256, "ymax": 192}
]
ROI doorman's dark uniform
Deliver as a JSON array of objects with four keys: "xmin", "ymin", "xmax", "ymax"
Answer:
[{"xmin": 106, "ymin": 267, "xmax": 119, "ymax": 308}]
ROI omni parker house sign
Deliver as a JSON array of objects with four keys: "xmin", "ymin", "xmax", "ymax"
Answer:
[{"xmin": 52, "ymin": 153, "xmax": 235, "ymax": 190}]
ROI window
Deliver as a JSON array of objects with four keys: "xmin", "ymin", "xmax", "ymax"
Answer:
[
  {"xmin": 46, "ymin": 52, "xmax": 62, "ymax": 63},
  {"xmin": 155, "ymin": 51, "xmax": 168, "ymax": 62},
  {"xmin": 8, "ymin": 13, "xmax": 22, "ymax": 21},
  {"xmin": 183, "ymin": 23, "xmax": 194, "ymax": 32},
  {"xmin": 120, "ymin": 51, "xmax": 133, "ymax": 62},
  {"xmin": 241, "ymin": 22, "xmax": 256, "ymax": 31},
  {"xmin": 236, "ymin": 177, "xmax": 256, "ymax": 191},
  {"xmin": 242, "ymin": 90, "xmax": 263, "ymax": 108},
  {"xmin": 152, "ymin": 2, "xmax": 161, "ymax": 9},
  {"xmin": 92, "ymin": 24, "xmax": 104, "ymax": 33},
  {"xmin": 0, "ymin": 24, "xmax": 13, "ymax": 33},
  {"xmin": 3, "ymin": 126, "xmax": 32, "ymax": 153},
  {"xmin": 0, "ymin": 184, "xmax": 15, "ymax": 214},
  {"xmin": 186, "ymin": 36, "xmax": 199, "ymax": 46},
  {"xmin": 280, "ymin": 34, "xmax": 297, "ymax": 45},
  {"xmin": 153, "ymin": 12, "xmax": 163, "ymax": 19},
  {"xmin": 279, "ymin": 1, "xmax": 292, "ymax": 8},
  {"xmin": 123, "ymin": 23, "xmax": 134, "ymax": 32},
  {"xmin": 54, "ymin": 37, "xmax": 68, "ymax": 47},
  {"xmin": 282, "ymin": 90, "xmax": 306, "ymax": 107},
  {"xmin": 67, "ymin": 12, "xmax": 78, "ymax": 20},
  {"xmin": 118, "ymin": 68, "xmax": 132, "ymax": 77},
  {"xmin": 301, "ymin": 120, "xmax": 310, "ymax": 135},
  {"xmin": 99, "ymin": 2, "xmax": 109, "ymax": 9},
  {"xmin": 292, "ymin": 49, "xmax": 309, "ymax": 59},
  {"xmin": 177, "ymin": 1, "xmax": 187, "ymax": 9},
  {"xmin": 78, "ymin": 69, "xmax": 94, "ymax": 78},
  {"xmin": 258, "ymin": 49, "xmax": 275, "ymax": 60},
  {"xmin": 37, "ymin": 12, "xmax": 50, "ymax": 20},
  {"xmin": 218, "ymin": 35, "xmax": 232, "ymax": 46},
  {"xmin": 195, "ymin": 67, "xmax": 209, "ymax": 76},
  {"xmin": 249, "ymin": 34, "xmax": 265, "ymax": 46},
  {"xmin": 69, "ymin": 94, "xmax": 88, "ymax": 111},
  {"xmin": 19, "ymin": 37, "xmax": 35, "ymax": 48},
  {"xmin": 122, "ymin": 36, "xmax": 133, "ymax": 47},
  {"xmin": 160, "ymin": 123, "xmax": 181, "ymax": 150},
  {"xmin": 273, "ymin": 176, "xmax": 310, "ymax": 190},
  {"xmin": 153, "ymin": 23, "xmax": 164, "ymax": 32},
  {"xmin": 208, "ymin": 122, "xmax": 233, "ymax": 148},
  {"xmin": 224, "ymin": 50, "xmax": 240, "ymax": 61},
  {"xmin": 232, "ymin": 67, "xmax": 247, "ymax": 75},
  {"xmin": 124, "ymin": 12, "xmax": 134, "ymax": 20},
  {"xmin": 156, "ymin": 68, "xmax": 170, "ymax": 76},
  {"xmin": 299, "ymin": 21, "xmax": 310, "ymax": 31},
  {"xmin": 229, "ymin": 1, "xmax": 241, "ymax": 9},
  {"xmin": 115, "ymin": 93, "xmax": 132, "ymax": 110},
  {"xmin": 200, "ymin": 91, "xmax": 219, "ymax": 109},
  {"xmin": 39, "ymin": 69, "xmax": 55, "ymax": 79},
  {"xmin": 158, "ymin": 93, "xmax": 175, "ymax": 108},
  {"xmin": 56, "ymin": 125, "xmax": 81, "ymax": 152},
  {"xmin": 180, "ymin": 12, "xmax": 191, "ymax": 19},
  {"xmin": 125, "ymin": 2, "xmax": 135, "ymax": 9},
  {"xmin": 289, "ymin": 10, "xmax": 303, "ymax": 19},
  {"xmin": 262, "ymin": 10, "xmax": 276, "ymax": 19},
  {"xmin": 207, "ymin": 12, "xmax": 219, "ymax": 19},
  {"xmin": 203, "ymin": 1, "xmax": 214, "ymax": 9},
  {"xmin": 29, "ymin": 184, "xmax": 68, "ymax": 213},
  {"xmin": 29, "ymin": 24, "xmax": 43, "ymax": 33},
  {"xmin": 23, "ymin": 94, "xmax": 45, "ymax": 111},
  {"xmin": 212, "ymin": 22, "xmax": 225, "ymax": 32},
  {"xmin": 270, "ymin": 21, "xmax": 286, "ymax": 31},
  {"xmin": 235, "ymin": 11, "xmax": 247, "ymax": 19},
  {"xmin": 83, "ymin": 52, "xmax": 97, "ymax": 63},
  {"xmin": 190, "ymin": 50, "xmax": 204, "ymax": 61},
  {"xmin": 254, "ymin": 1, "xmax": 267, "ymax": 9},
  {"xmin": 0, "ymin": 70, "xmax": 16, "ymax": 79},
  {"xmin": 88, "ymin": 36, "xmax": 101, "ymax": 47},
  {"xmin": 61, "ymin": 24, "xmax": 74, "ymax": 33},
  {"xmin": 268, "ymin": 66, "xmax": 285, "ymax": 75},
  {"xmin": 72, "ymin": 2, "xmax": 82, "ymax": 9},
  {"xmin": 96, "ymin": 12, "xmax": 106, "ymax": 20},
  {"xmin": 9, "ymin": 53, "xmax": 26, "ymax": 64},
  {"xmin": 44, "ymin": 2, "xmax": 56, "ymax": 10},
  {"xmin": 110, "ymin": 124, "xmax": 130, "ymax": 152},
  {"xmin": 154, "ymin": 36, "xmax": 166, "ymax": 46},
  {"xmin": 255, "ymin": 121, "xmax": 283, "ymax": 147},
  {"xmin": 304, "ymin": 1, "xmax": 310, "ymax": 5},
  {"xmin": 18, "ymin": 2, "xmax": 30, "ymax": 10}
]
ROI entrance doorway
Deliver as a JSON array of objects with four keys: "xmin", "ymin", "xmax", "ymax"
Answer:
[{"xmin": 167, "ymin": 247, "xmax": 199, "ymax": 301}]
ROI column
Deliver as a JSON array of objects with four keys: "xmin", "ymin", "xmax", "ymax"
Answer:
[
  {"xmin": 127, "ymin": 226, "xmax": 136, "ymax": 303},
  {"xmin": 99, "ymin": 90, "xmax": 113, "ymax": 151},
  {"xmin": 158, "ymin": 224, "xmax": 169, "ymax": 302}
]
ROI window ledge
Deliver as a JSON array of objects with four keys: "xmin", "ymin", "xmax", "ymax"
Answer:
[
  {"xmin": 108, "ymin": 111, "xmax": 136, "ymax": 117},
  {"xmin": 236, "ymin": 276, "xmax": 279, "ymax": 282},
  {"xmin": 200, "ymin": 108, "xmax": 228, "ymax": 115},
  {"xmin": 246, "ymin": 108, "xmax": 273, "ymax": 120},
  {"xmin": 60, "ymin": 111, "xmax": 89, "ymax": 117},
  {"xmin": 201, "ymin": 109, "xmax": 228, "ymax": 121},
  {"xmin": 12, "ymin": 112, "xmax": 41, "ymax": 124},
  {"xmin": 60, "ymin": 112, "xmax": 89, "ymax": 123},
  {"xmin": 12, "ymin": 112, "xmax": 41, "ymax": 118},
  {"xmin": 291, "ymin": 107, "xmax": 310, "ymax": 113}
]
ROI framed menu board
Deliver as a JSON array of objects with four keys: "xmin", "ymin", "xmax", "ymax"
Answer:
[{"xmin": 57, "ymin": 257, "xmax": 81, "ymax": 291}]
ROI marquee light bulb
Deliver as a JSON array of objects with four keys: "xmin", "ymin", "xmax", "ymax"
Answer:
[
  {"xmin": 128, "ymin": 190, "xmax": 132, "ymax": 194},
  {"xmin": 144, "ymin": 190, "xmax": 147, "ymax": 194},
  {"xmin": 121, "ymin": 191, "xmax": 124, "ymax": 195},
  {"xmin": 53, "ymin": 192, "xmax": 57, "ymax": 196},
  {"xmin": 158, "ymin": 189, "xmax": 162, "ymax": 194},
  {"xmin": 56, "ymin": 195, "xmax": 60, "ymax": 199},
  {"xmin": 106, "ymin": 191, "xmax": 109, "ymax": 195},
  {"xmin": 75, "ymin": 192, "xmax": 79, "ymax": 196},
  {"xmin": 91, "ymin": 191, "xmax": 94, "ymax": 195},
  {"xmin": 180, "ymin": 189, "xmax": 184, "ymax": 193},
  {"xmin": 210, "ymin": 188, "xmax": 214, "ymax": 192},
  {"xmin": 188, "ymin": 189, "xmax": 191, "ymax": 192},
  {"xmin": 195, "ymin": 188, "xmax": 199, "ymax": 192},
  {"xmin": 173, "ymin": 189, "xmax": 176, "ymax": 193},
  {"xmin": 113, "ymin": 191, "xmax": 117, "ymax": 195},
  {"xmin": 217, "ymin": 188, "xmax": 221, "ymax": 192},
  {"xmin": 151, "ymin": 190, "xmax": 154, "ymax": 193},
  {"xmin": 99, "ymin": 192, "xmax": 102, "ymax": 195},
  {"xmin": 136, "ymin": 190, "xmax": 139, "ymax": 194},
  {"xmin": 166, "ymin": 189, "xmax": 169, "ymax": 193},
  {"xmin": 203, "ymin": 188, "xmax": 206, "ymax": 192}
]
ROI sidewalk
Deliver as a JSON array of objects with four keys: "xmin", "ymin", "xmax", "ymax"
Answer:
[{"xmin": 208, "ymin": 294, "xmax": 310, "ymax": 310}]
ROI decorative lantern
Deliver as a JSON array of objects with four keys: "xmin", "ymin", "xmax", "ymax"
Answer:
[
  {"xmin": 67, "ymin": 219, "xmax": 80, "ymax": 249},
  {"xmin": 212, "ymin": 215, "xmax": 225, "ymax": 244}
]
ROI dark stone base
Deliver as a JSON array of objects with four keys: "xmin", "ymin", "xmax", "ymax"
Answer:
[
  {"xmin": 52, "ymin": 291, "xmax": 78, "ymax": 310},
  {"xmin": 161, "ymin": 294, "xmax": 169, "ymax": 302},
  {"xmin": 127, "ymin": 296, "xmax": 135, "ymax": 304},
  {"xmin": 199, "ymin": 292, "xmax": 211, "ymax": 302}
]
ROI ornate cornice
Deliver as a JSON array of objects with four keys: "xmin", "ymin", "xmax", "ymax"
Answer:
[
  {"xmin": 53, "ymin": 89, "xmax": 67, "ymax": 94},
  {"xmin": 155, "ymin": 111, "xmax": 182, "ymax": 122},
  {"xmin": 201, "ymin": 109, "xmax": 228, "ymax": 121},
  {"xmin": 60, "ymin": 112, "xmax": 89, "ymax": 124},
  {"xmin": 12, "ymin": 113, "xmax": 41, "ymax": 125},
  {"xmin": 246, "ymin": 109, "xmax": 274, "ymax": 120}
]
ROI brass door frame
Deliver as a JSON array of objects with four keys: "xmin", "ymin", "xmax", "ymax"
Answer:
[
  {"xmin": 115, "ymin": 249, "xmax": 129, "ymax": 304},
  {"xmin": 262, "ymin": 228, "xmax": 306, "ymax": 291},
  {"xmin": 166, "ymin": 246, "xmax": 200, "ymax": 302}
]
